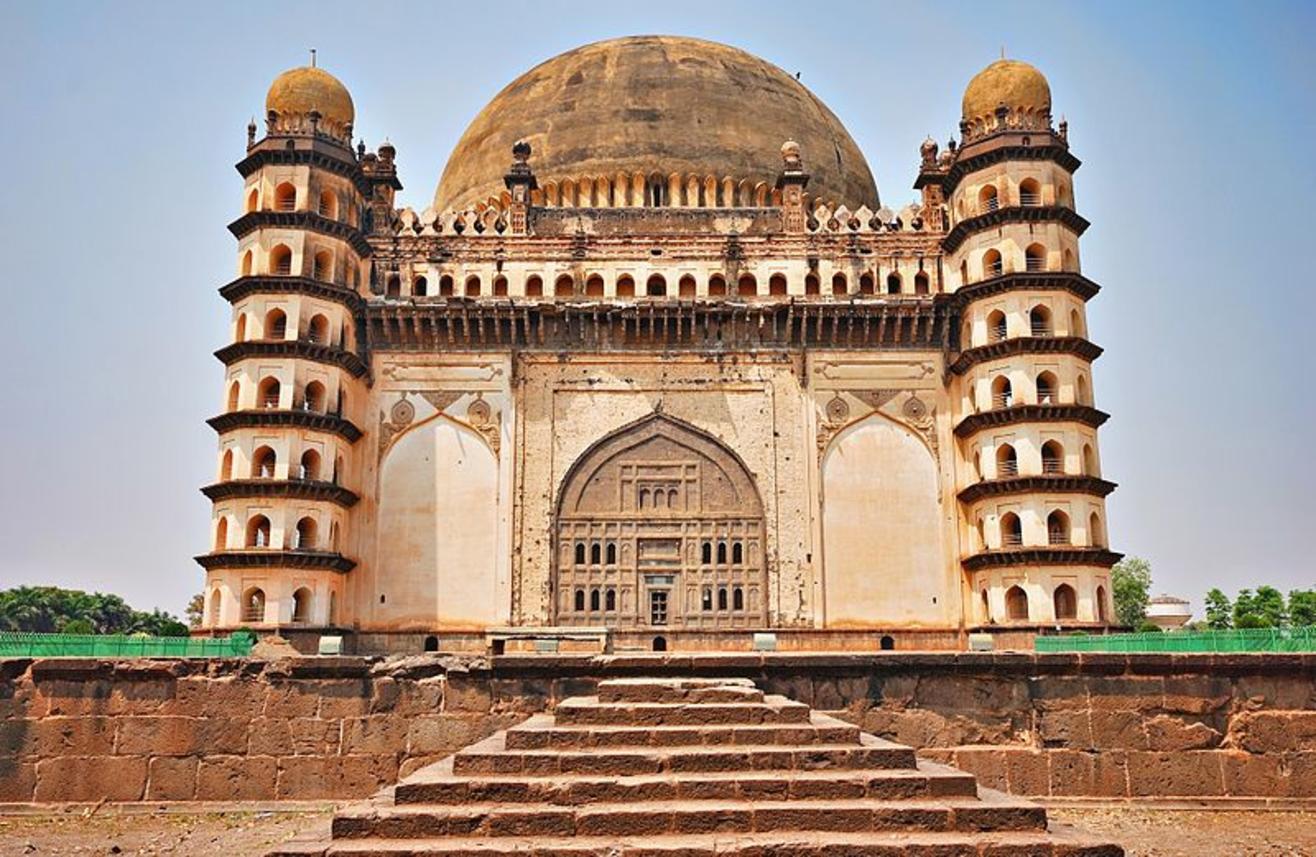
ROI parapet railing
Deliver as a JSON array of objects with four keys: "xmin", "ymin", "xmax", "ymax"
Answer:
[
  {"xmin": 0, "ymin": 631, "xmax": 254, "ymax": 658},
  {"xmin": 1035, "ymin": 626, "xmax": 1316, "ymax": 652}
]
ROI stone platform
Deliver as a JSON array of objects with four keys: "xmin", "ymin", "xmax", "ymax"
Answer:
[{"xmin": 271, "ymin": 677, "xmax": 1122, "ymax": 855}]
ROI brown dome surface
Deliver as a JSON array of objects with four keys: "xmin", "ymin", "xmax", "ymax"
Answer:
[
  {"xmin": 266, "ymin": 66, "xmax": 355, "ymax": 128},
  {"xmin": 961, "ymin": 59, "xmax": 1050, "ymax": 124},
  {"xmin": 433, "ymin": 36, "xmax": 879, "ymax": 212}
]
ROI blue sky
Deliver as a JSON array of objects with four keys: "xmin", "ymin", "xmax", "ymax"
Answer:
[{"xmin": 1, "ymin": 1, "xmax": 1312, "ymax": 617}]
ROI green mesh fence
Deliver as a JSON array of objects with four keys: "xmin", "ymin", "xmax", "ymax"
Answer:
[
  {"xmin": 0, "ymin": 631, "xmax": 254, "ymax": 658},
  {"xmin": 1034, "ymin": 626, "xmax": 1316, "ymax": 653}
]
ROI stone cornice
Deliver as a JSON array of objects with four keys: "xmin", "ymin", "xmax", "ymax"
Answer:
[
  {"xmin": 228, "ymin": 211, "xmax": 372, "ymax": 257},
  {"xmin": 941, "ymin": 139, "xmax": 1082, "ymax": 196},
  {"xmin": 235, "ymin": 147, "xmax": 369, "ymax": 195},
  {"xmin": 206, "ymin": 409, "xmax": 363, "ymax": 443},
  {"xmin": 957, "ymin": 475, "xmax": 1118, "ymax": 504},
  {"xmin": 218, "ymin": 276, "xmax": 366, "ymax": 312},
  {"xmin": 214, "ymin": 340, "xmax": 367, "ymax": 378},
  {"xmin": 949, "ymin": 336, "xmax": 1103, "ymax": 375},
  {"xmin": 194, "ymin": 550, "xmax": 356, "ymax": 573},
  {"xmin": 200, "ymin": 479, "xmax": 360, "ymax": 508},
  {"xmin": 943, "ymin": 206, "xmax": 1090, "ymax": 255},
  {"xmin": 951, "ymin": 272, "xmax": 1101, "ymax": 306},
  {"xmin": 962, "ymin": 547, "xmax": 1123, "ymax": 571},
  {"xmin": 954, "ymin": 404, "xmax": 1110, "ymax": 439}
]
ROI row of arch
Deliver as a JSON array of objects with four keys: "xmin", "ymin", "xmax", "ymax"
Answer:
[
  {"xmin": 215, "ymin": 513, "xmax": 339, "ymax": 552},
  {"xmin": 981, "ymin": 439, "xmax": 1099, "ymax": 480},
  {"xmin": 218, "ymin": 585, "xmax": 337, "ymax": 626},
  {"xmin": 241, "ymin": 244, "xmax": 360, "ymax": 289},
  {"xmin": 227, "ymin": 377, "xmax": 346, "ymax": 415},
  {"xmin": 981, "ymin": 304, "xmax": 1085, "ymax": 342},
  {"xmin": 988, "ymin": 582, "xmax": 1106, "ymax": 623},
  {"xmin": 235, "ymin": 308, "xmax": 347, "ymax": 349},
  {"xmin": 246, "ymin": 181, "xmax": 357, "ymax": 227},
  {"xmin": 487, "ymin": 172, "xmax": 786, "ymax": 212},
  {"xmin": 965, "ymin": 244, "xmax": 1075, "ymax": 284},
  {"xmin": 569, "ymin": 540, "xmax": 748, "ymax": 566},
  {"xmin": 220, "ymin": 446, "xmax": 342, "ymax": 483},
  {"xmin": 981, "ymin": 509, "xmax": 1106, "ymax": 550},
  {"xmin": 979, "ymin": 370, "xmax": 1092, "ymax": 412},
  {"xmin": 969, "ymin": 177, "xmax": 1071, "ymax": 216}
]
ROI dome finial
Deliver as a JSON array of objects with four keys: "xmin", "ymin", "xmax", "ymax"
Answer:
[{"xmin": 310, "ymin": 48, "xmax": 317, "ymax": 68}]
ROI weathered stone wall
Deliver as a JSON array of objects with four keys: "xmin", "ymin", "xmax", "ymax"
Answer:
[{"xmin": 2, "ymin": 653, "xmax": 1312, "ymax": 802}]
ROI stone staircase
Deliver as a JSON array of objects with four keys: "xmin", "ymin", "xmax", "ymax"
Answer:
[{"xmin": 273, "ymin": 677, "xmax": 1122, "ymax": 856}]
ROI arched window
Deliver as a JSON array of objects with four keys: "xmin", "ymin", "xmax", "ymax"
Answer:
[
  {"xmin": 590, "ymin": 589, "xmax": 600, "ymax": 611},
  {"xmin": 385, "ymin": 275, "xmax": 401, "ymax": 298},
  {"xmin": 702, "ymin": 587, "xmax": 713, "ymax": 611},
  {"xmin": 306, "ymin": 314, "xmax": 328, "ymax": 345},
  {"xmin": 679, "ymin": 275, "xmax": 697, "ymax": 297},
  {"xmin": 317, "ymin": 190, "xmax": 337, "ymax": 219},
  {"xmin": 977, "ymin": 518, "xmax": 987, "ymax": 552},
  {"xmin": 241, "ymin": 587, "xmax": 266, "ymax": 623},
  {"xmin": 1082, "ymin": 444, "xmax": 1098, "ymax": 477},
  {"xmin": 246, "ymin": 515, "xmax": 271, "ymax": 548},
  {"xmin": 298, "ymin": 449, "xmax": 321, "ymax": 481},
  {"xmin": 1070, "ymin": 309, "xmax": 1086, "ymax": 338},
  {"xmin": 245, "ymin": 188, "xmax": 259, "ymax": 213},
  {"xmin": 1005, "ymin": 585, "xmax": 1029, "ymax": 620},
  {"xmin": 859, "ymin": 273, "xmax": 875, "ymax": 294},
  {"xmin": 980, "ymin": 589, "xmax": 991, "ymax": 623},
  {"xmin": 805, "ymin": 273, "xmax": 820, "ymax": 295},
  {"xmin": 214, "ymin": 517, "xmax": 228, "ymax": 551},
  {"xmin": 219, "ymin": 449, "xmax": 234, "ymax": 481},
  {"xmin": 585, "ymin": 274, "xmax": 605, "ymax": 296},
  {"xmin": 1089, "ymin": 512, "xmax": 1106, "ymax": 548},
  {"xmin": 554, "ymin": 274, "xmax": 575, "ymax": 297},
  {"xmin": 1025, "ymin": 244, "xmax": 1047, "ymax": 273},
  {"xmin": 717, "ymin": 587, "xmax": 728, "ymax": 610},
  {"xmin": 423, "ymin": 635, "xmax": 438, "ymax": 652},
  {"xmin": 590, "ymin": 543, "xmax": 601, "ymax": 565},
  {"xmin": 226, "ymin": 381, "xmax": 241, "ymax": 412},
  {"xmin": 274, "ymin": 182, "xmax": 297, "ymax": 212},
  {"xmin": 294, "ymin": 516, "xmax": 318, "ymax": 550},
  {"xmin": 574, "ymin": 543, "xmax": 586, "ymax": 565},
  {"xmin": 737, "ymin": 273, "xmax": 757, "ymax": 297},
  {"xmin": 291, "ymin": 587, "xmax": 312, "ymax": 623},
  {"xmin": 605, "ymin": 589, "xmax": 616, "ymax": 611},
  {"xmin": 1076, "ymin": 375, "xmax": 1091, "ymax": 406},
  {"xmin": 1000, "ymin": 513, "xmax": 1023, "ymax": 548},
  {"xmin": 606, "ymin": 542, "xmax": 617, "ymax": 565},
  {"xmin": 733, "ymin": 587, "xmax": 744, "ymax": 610},
  {"xmin": 435, "ymin": 274, "xmax": 453, "ymax": 297},
  {"xmin": 995, "ymin": 443, "xmax": 1018, "ymax": 478},
  {"xmin": 1041, "ymin": 440, "xmax": 1064, "ymax": 474},
  {"xmin": 1036, "ymin": 371, "xmax": 1058, "ymax": 405},
  {"xmin": 269, "ymin": 244, "xmax": 293, "ymax": 276},
  {"xmin": 716, "ymin": 542, "xmax": 728, "ymax": 564},
  {"xmin": 465, "ymin": 275, "xmax": 482, "ymax": 297},
  {"xmin": 831, "ymin": 273, "xmax": 847, "ymax": 295},
  {"xmin": 652, "ymin": 635, "xmax": 667, "ymax": 652},
  {"xmin": 252, "ymin": 445, "xmax": 277, "ymax": 479},
  {"xmin": 982, "ymin": 249, "xmax": 1003, "ymax": 278},
  {"xmin": 413, "ymin": 276, "xmax": 428, "ymax": 297},
  {"xmin": 1019, "ymin": 178, "xmax": 1041, "ymax": 207},
  {"xmin": 987, "ymin": 309, "xmax": 1007, "ymax": 342},
  {"xmin": 525, "ymin": 275, "xmax": 543, "ymax": 297},
  {"xmin": 264, "ymin": 308, "xmax": 287, "ymax": 340},
  {"xmin": 886, "ymin": 273, "xmax": 902, "ymax": 295},
  {"xmin": 647, "ymin": 274, "xmax": 667, "ymax": 297},
  {"xmin": 914, "ymin": 272, "xmax": 930, "ymax": 295},
  {"xmin": 616, "ymin": 275, "xmax": 635, "ymax": 297},
  {"xmin": 732, "ymin": 542, "xmax": 744, "ymax": 564},
  {"xmin": 303, "ymin": 381, "xmax": 326, "ymax": 413},
  {"xmin": 1047, "ymin": 510, "xmax": 1071, "ymax": 545},
  {"xmin": 991, "ymin": 375, "xmax": 1013, "ymax": 410},
  {"xmin": 880, "ymin": 635, "xmax": 895, "ymax": 650},
  {"xmin": 769, "ymin": 273, "xmax": 788, "ymax": 296},
  {"xmin": 1096, "ymin": 585, "xmax": 1109, "ymax": 622},
  {"xmin": 493, "ymin": 275, "xmax": 508, "ymax": 296},
  {"xmin": 701, "ymin": 541, "xmax": 712, "ymax": 564},
  {"xmin": 1053, "ymin": 584, "xmax": 1077, "ymax": 620},
  {"xmin": 208, "ymin": 588, "xmax": 223, "ymax": 625},
  {"xmin": 708, "ymin": 274, "xmax": 727, "ymax": 296},
  {"xmin": 574, "ymin": 589, "xmax": 585, "ymax": 612},
  {"xmin": 240, "ymin": 250, "xmax": 254, "ymax": 277},
  {"xmin": 978, "ymin": 185, "xmax": 999, "ymax": 213}
]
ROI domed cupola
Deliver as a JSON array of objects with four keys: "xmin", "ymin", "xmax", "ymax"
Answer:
[
  {"xmin": 960, "ymin": 58, "xmax": 1051, "ymax": 139},
  {"xmin": 265, "ymin": 64, "xmax": 355, "ymax": 143}
]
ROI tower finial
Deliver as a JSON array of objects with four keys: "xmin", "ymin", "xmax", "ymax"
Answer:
[
  {"xmin": 310, "ymin": 48, "xmax": 317, "ymax": 68},
  {"xmin": 1000, "ymin": 44, "xmax": 1006, "ymax": 60}
]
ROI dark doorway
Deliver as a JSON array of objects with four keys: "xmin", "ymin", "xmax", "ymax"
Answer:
[
  {"xmin": 423, "ymin": 635, "xmax": 439, "ymax": 652},
  {"xmin": 879, "ymin": 635, "xmax": 895, "ymax": 651},
  {"xmin": 652, "ymin": 635, "xmax": 668, "ymax": 652}
]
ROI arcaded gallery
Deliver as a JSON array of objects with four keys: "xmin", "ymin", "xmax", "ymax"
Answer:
[{"xmin": 197, "ymin": 36, "xmax": 1119, "ymax": 653}]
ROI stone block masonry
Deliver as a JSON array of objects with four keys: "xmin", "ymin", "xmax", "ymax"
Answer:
[{"xmin": 0, "ymin": 653, "xmax": 1313, "ymax": 802}]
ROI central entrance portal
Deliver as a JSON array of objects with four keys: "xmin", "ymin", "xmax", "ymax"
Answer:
[{"xmin": 554, "ymin": 414, "xmax": 768, "ymax": 630}]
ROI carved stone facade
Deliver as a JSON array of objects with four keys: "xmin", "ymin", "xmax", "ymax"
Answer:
[{"xmin": 197, "ymin": 39, "xmax": 1119, "ymax": 651}]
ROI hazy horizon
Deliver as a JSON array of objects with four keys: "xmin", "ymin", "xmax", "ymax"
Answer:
[{"xmin": 1, "ymin": 0, "xmax": 1312, "ymax": 619}]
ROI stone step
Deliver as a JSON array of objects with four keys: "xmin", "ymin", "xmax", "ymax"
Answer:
[
  {"xmin": 331, "ymin": 794, "xmax": 1050, "ymax": 839},
  {"xmin": 503, "ymin": 711, "xmax": 861, "ymax": 749},
  {"xmin": 553, "ymin": 695, "xmax": 810, "ymax": 726},
  {"xmin": 395, "ymin": 757, "xmax": 979, "ymax": 805},
  {"xmin": 449, "ymin": 731, "xmax": 918, "ymax": 777},
  {"xmin": 597, "ymin": 677, "xmax": 763, "ymax": 704}
]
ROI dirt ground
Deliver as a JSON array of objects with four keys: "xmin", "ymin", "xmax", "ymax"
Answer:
[{"xmin": 0, "ymin": 806, "xmax": 1313, "ymax": 856}]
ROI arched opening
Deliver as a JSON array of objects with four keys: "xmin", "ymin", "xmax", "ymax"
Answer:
[
  {"xmin": 525, "ymin": 275, "xmax": 543, "ymax": 297},
  {"xmin": 590, "ymin": 589, "xmax": 601, "ymax": 611},
  {"xmin": 987, "ymin": 309, "xmax": 1007, "ymax": 342},
  {"xmin": 317, "ymin": 190, "xmax": 337, "ymax": 220},
  {"xmin": 879, "ymin": 635, "xmax": 895, "ymax": 651},
  {"xmin": 1089, "ymin": 512, "xmax": 1106, "ymax": 548},
  {"xmin": 328, "ymin": 591, "xmax": 338, "ymax": 625},
  {"xmin": 1053, "ymin": 584, "xmax": 1078, "ymax": 620},
  {"xmin": 423, "ymin": 635, "xmax": 439, "ymax": 652},
  {"xmin": 329, "ymin": 521, "xmax": 339, "ymax": 549},
  {"xmin": 769, "ymin": 273, "xmax": 788, "ymax": 296},
  {"xmin": 385, "ymin": 275, "xmax": 401, "ymax": 298},
  {"xmin": 982, "ymin": 248, "xmax": 1003, "ymax": 278},
  {"xmin": 981, "ymin": 589, "xmax": 991, "ymax": 623},
  {"xmin": 465, "ymin": 275, "xmax": 482, "ymax": 297},
  {"xmin": 241, "ymin": 587, "xmax": 266, "ymax": 623},
  {"xmin": 252, "ymin": 445, "xmax": 277, "ymax": 479},
  {"xmin": 246, "ymin": 515, "xmax": 272, "ymax": 548},
  {"xmin": 269, "ymin": 244, "xmax": 293, "ymax": 276},
  {"xmin": 716, "ymin": 542, "xmax": 728, "ymax": 564},
  {"xmin": 1070, "ymin": 309, "xmax": 1086, "ymax": 338},
  {"xmin": 995, "ymin": 443, "xmax": 1018, "ymax": 478},
  {"xmin": 831, "ymin": 272, "xmax": 848, "ymax": 295},
  {"xmin": 1000, "ymin": 513, "xmax": 1023, "ymax": 548},
  {"xmin": 574, "ymin": 543, "xmax": 585, "ymax": 565},
  {"xmin": 256, "ymin": 379, "xmax": 280, "ymax": 413},
  {"xmin": 1041, "ymin": 439, "xmax": 1065, "ymax": 474},
  {"xmin": 1076, "ymin": 375, "xmax": 1091, "ymax": 406},
  {"xmin": 978, "ymin": 184, "xmax": 999, "ymax": 213},
  {"xmin": 298, "ymin": 449, "xmax": 321, "ymax": 481},
  {"xmin": 886, "ymin": 273, "xmax": 902, "ymax": 295},
  {"xmin": 1025, "ymin": 244, "xmax": 1047, "ymax": 273},
  {"xmin": 1036, "ymin": 371, "xmax": 1058, "ymax": 405},
  {"xmin": 305, "ymin": 314, "xmax": 328, "ymax": 345},
  {"xmin": 208, "ymin": 589, "xmax": 222, "ymax": 626},
  {"xmin": 914, "ymin": 272, "xmax": 930, "ymax": 295},
  {"xmin": 493, "ymin": 275, "xmax": 508, "ymax": 296},
  {"xmin": 220, "ymin": 449, "xmax": 234, "ymax": 481},
  {"xmin": 805, "ymin": 273, "xmax": 820, "ymax": 295},
  {"xmin": 413, "ymin": 276, "xmax": 428, "ymax": 297},
  {"xmin": 678, "ymin": 275, "xmax": 697, "ymax": 297},
  {"xmin": 859, "ymin": 273, "xmax": 875, "ymax": 294},
  {"xmin": 303, "ymin": 381, "xmax": 326, "ymax": 413},
  {"xmin": 240, "ymin": 250, "xmax": 253, "ymax": 277},
  {"xmin": 291, "ymin": 587, "xmax": 312, "ymax": 623},
  {"xmin": 226, "ymin": 381, "xmax": 241, "ymax": 412},
  {"xmin": 652, "ymin": 636, "xmax": 667, "ymax": 652},
  {"xmin": 737, "ymin": 273, "xmax": 757, "ymax": 297},
  {"xmin": 245, "ymin": 188, "xmax": 259, "ymax": 213},
  {"xmin": 701, "ymin": 542, "xmax": 712, "ymax": 564},
  {"xmin": 1083, "ymin": 444, "xmax": 1098, "ymax": 476},
  {"xmin": 590, "ymin": 543, "xmax": 602, "ymax": 565},
  {"xmin": 991, "ymin": 375, "xmax": 1013, "ymax": 409},
  {"xmin": 264, "ymin": 308, "xmax": 287, "ymax": 340},
  {"xmin": 1019, "ymin": 178, "xmax": 1041, "ymax": 206},
  {"xmin": 1005, "ymin": 585, "xmax": 1029, "ymax": 621},
  {"xmin": 574, "ymin": 589, "xmax": 585, "ymax": 611},
  {"xmin": 606, "ymin": 542, "xmax": 617, "ymax": 565},
  {"xmin": 732, "ymin": 542, "xmax": 744, "ymax": 564},
  {"xmin": 214, "ymin": 517, "xmax": 228, "ymax": 551},
  {"xmin": 646, "ymin": 274, "xmax": 667, "ymax": 297},
  {"xmin": 733, "ymin": 587, "xmax": 743, "ymax": 610},
  {"xmin": 585, "ymin": 274, "xmax": 605, "ymax": 296},
  {"xmin": 554, "ymin": 274, "xmax": 575, "ymax": 297},
  {"xmin": 437, "ymin": 275, "xmax": 454, "ymax": 296},
  {"xmin": 1096, "ymin": 585, "xmax": 1108, "ymax": 622},
  {"xmin": 294, "ymin": 516, "xmax": 318, "ymax": 550},
  {"xmin": 274, "ymin": 182, "xmax": 297, "ymax": 212},
  {"xmin": 708, "ymin": 274, "xmax": 727, "ymax": 296},
  {"xmin": 1047, "ymin": 510, "xmax": 1071, "ymax": 545},
  {"xmin": 1063, "ymin": 248, "xmax": 1076, "ymax": 272},
  {"xmin": 960, "ymin": 260, "xmax": 969, "ymax": 285}
]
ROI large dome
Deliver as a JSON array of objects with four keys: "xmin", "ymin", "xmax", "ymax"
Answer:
[{"xmin": 433, "ymin": 36, "xmax": 879, "ymax": 212}]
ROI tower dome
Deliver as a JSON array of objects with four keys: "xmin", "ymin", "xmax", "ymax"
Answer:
[
  {"xmin": 433, "ymin": 35, "xmax": 879, "ymax": 212},
  {"xmin": 266, "ymin": 65, "xmax": 355, "ymax": 131},
  {"xmin": 961, "ymin": 59, "xmax": 1051, "ymax": 125}
]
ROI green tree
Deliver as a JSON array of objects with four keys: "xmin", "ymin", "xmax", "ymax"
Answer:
[
  {"xmin": 59, "ymin": 618, "xmax": 94, "ymax": 635},
  {"xmin": 0, "ymin": 586, "xmax": 187, "ymax": 636},
  {"xmin": 1111, "ymin": 557, "xmax": 1152, "ymax": 628},
  {"xmin": 1204, "ymin": 588, "xmax": 1232, "ymax": 630},
  {"xmin": 1253, "ymin": 586, "xmax": 1287, "ymax": 627},
  {"xmin": 185, "ymin": 593, "xmax": 206, "ymax": 628},
  {"xmin": 1232, "ymin": 589, "xmax": 1270, "ymax": 628},
  {"xmin": 1289, "ymin": 590, "xmax": 1316, "ymax": 627},
  {"xmin": 1136, "ymin": 620, "xmax": 1164, "ymax": 633}
]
